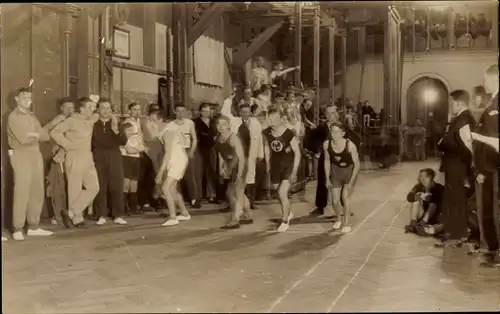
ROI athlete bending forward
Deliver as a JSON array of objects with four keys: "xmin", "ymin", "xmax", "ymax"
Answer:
[
  {"xmin": 323, "ymin": 122, "xmax": 360, "ymax": 233},
  {"xmin": 215, "ymin": 115, "xmax": 253, "ymax": 229},
  {"xmin": 263, "ymin": 108, "xmax": 301, "ymax": 232},
  {"xmin": 155, "ymin": 124, "xmax": 192, "ymax": 226}
]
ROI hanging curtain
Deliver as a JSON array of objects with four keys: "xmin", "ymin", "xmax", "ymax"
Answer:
[{"xmin": 193, "ymin": 16, "xmax": 225, "ymax": 87}]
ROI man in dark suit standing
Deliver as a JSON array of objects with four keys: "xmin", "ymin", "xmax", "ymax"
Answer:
[
  {"xmin": 475, "ymin": 64, "xmax": 499, "ymax": 267},
  {"xmin": 436, "ymin": 90, "xmax": 476, "ymax": 248}
]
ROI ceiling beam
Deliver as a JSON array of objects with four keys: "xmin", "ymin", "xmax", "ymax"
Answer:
[
  {"xmin": 232, "ymin": 20, "xmax": 284, "ymax": 67},
  {"xmin": 187, "ymin": 3, "xmax": 229, "ymax": 47}
]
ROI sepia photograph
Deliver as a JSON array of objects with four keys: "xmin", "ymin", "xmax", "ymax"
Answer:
[{"xmin": 0, "ymin": 1, "xmax": 499, "ymax": 313}]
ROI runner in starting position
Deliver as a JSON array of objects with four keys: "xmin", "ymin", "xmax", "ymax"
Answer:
[
  {"xmin": 155, "ymin": 121, "xmax": 192, "ymax": 226},
  {"xmin": 323, "ymin": 122, "xmax": 360, "ymax": 233},
  {"xmin": 263, "ymin": 108, "xmax": 301, "ymax": 232},
  {"xmin": 215, "ymin": 115, "xmax": 253, "ymax": 229}
]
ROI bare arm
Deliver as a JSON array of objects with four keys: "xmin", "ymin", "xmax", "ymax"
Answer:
[
  {"xmin": 472, "ymin": 132, "xmax": 499, "ymax": 152},
  {"xmin": 158, "ymin": 130, "xmax": 174, "ymax": 176},
  {"xmin": 458, "ymin": 124, "xmax": 473, "ymax": 154},
  {"xmin": 323, "ymin": 141, "xmax": 331, "ymax": 185},
  {"xmin": 50, "ymin": 118, "xmax": 74, "ymax": 150},
  {"xmin": 263, "ymin": 135, "xmax": 270, "ymax": 167},
  {"xmin": 231, "ymin": 134, "xmax": 246, "ymax": 179},
  {"xmin": 279, "ymin": 66, "xmax": 300, "ymax": 76},
  {"xmin": 249, "ymin": 118, "xmax": 262, "ymax": 161},
  {"xmin": 348, "ymin": 141, "xmax": 361, "ymax": 186},
  {"xmin": 289, "ymin": 136, "xmax": 301, "ymax": 177},
  {"xmin": 188, "ymin": 120, "xmax": 198, "ymax": 157}
]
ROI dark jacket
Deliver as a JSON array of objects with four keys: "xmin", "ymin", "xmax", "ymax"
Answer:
[{"xmin": 474, "ymin": 95, "xmax": 498, "ymax": 173}]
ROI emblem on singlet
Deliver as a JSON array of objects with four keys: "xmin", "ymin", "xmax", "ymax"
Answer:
[
  {"xmin": 270, "ymin": 140, "xmax": 283, "ymax": 152},
  {"xmin": 334, "ymin": 156, "xmax": 341, "ymax": 161},
  {"xmin": 339, "ymin": 162, "xmax": 347, "ymax": 167}
]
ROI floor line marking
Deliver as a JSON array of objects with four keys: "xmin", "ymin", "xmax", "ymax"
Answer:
[
  {"xmin": 326, "ymin": 205, "xmax": 404, "ymax": 312},
  {"xmin": 265, "ymin": 180, "xmax": 409, "ymax": 313}
]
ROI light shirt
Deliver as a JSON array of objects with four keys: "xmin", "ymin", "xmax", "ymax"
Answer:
[
  {"xmin": 7, "ymin": 107, "xmax": 49, "ymax": 151},
  {"xmin": 50, "ymin": 114, "xmax": 94, "ymax": 152},
  {"xmin": 166, "ymin": 119, "xmax": 194, "ymax": 148},
  {"xmin": 250, "ymin": 67, "xmax": 269, "ymax": 92},
  {"xmin": 162, "ymin": 125, "xmax": 188, "ymax": 163}
]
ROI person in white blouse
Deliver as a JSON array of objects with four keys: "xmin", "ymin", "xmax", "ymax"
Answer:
[{"xmin": 250, "ymin": 56, "xmax": 269, "ymax": 97}]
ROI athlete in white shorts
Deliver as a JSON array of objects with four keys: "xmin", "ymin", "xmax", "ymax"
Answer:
[{"xmin": 155, "ymin": 125, "xmax": 191, "ymax": 226}]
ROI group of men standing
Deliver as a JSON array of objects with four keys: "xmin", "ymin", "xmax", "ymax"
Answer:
[{"xmin": 431, "ymin": 64, "xmax": 498, "ymax": 267}]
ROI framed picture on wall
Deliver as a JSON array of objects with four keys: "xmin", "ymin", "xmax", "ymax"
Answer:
[{"xmin": 113, "ymin": 27, "xmax": 131, "ymax": 60}]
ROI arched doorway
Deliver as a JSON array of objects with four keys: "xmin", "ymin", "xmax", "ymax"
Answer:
[{"xmin": 406, "ymin": 76, "xmax": 449, "ymax": 157}]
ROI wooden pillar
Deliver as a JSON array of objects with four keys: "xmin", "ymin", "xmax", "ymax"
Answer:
[
  {"xmin": 313, "ymin": 7, "xmax": 320, "ymax": 124},
  {"xmin": 340, "ymin": 32, "xmax": 347, "ymax": 115},
  {"xmin": 294, "ymin": 2, "xmax": 302, "ymax": 88},
  {"xmin": 328, "ymin": 22, "xmax": 336, "ymax": 106}
]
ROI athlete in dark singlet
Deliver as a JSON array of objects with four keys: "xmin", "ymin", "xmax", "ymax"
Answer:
[
  {"xmin": 323, "ymin": 122, "xmax": 361, "ymax": 233},
  {"xmin": 215, "ymin": 115, "xmax": 253, "ymax": 229},
  {"xmin": 263, "ymin": 108, "xmax": 301, "ymax": 232}
]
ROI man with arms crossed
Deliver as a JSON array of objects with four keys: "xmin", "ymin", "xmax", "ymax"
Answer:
[
  {"xmin": 7, "ymin": 87, "xmax": 53, "ymax": 240},
  {"xmin": 51, "ymin": 96, "xmax": 100, "ymax": 227},
  {"xmin": 215, "ymin": 115, "xmax": 253, "ymax": 229},
  {"xmin": 155, "ymin": 119, "xmax": 192, "ymax": 227},
  {"xmin": 323, "ymin": 123, "xmax": 360, "ymax": 233},
  {"xmin": 263, "ymin": 109, "xmax": 301, "ymax": 232}
]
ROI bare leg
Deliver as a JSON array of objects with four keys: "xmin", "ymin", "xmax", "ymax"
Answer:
[
  {"xmin": 410, "ymin": 201, "xmax": 424, "ymax": 221},
  {"xmin": 277, "ymin": 180, "xmax": 292, "ymax": 232},
  {"xmin": 174, "ymin": 182, "xmax": 190, "ymax": 217},
  {"xmin": 228, "ymin": 183, "xmax": 241, "ymax": 223},
  {"xmin": 162, "ymin": 177, "xmax": 177, "ymax": 221},
  {"xmin": 236, "ymin": 182, "xmax": 252, "ymax": 221},
  {"xmin": 331, "ymin": 187, "xmax": 343, "ymax": 230},
  {"xmin": 341, "ymin": 186, "xmax": 352, "ymax": 226},
  {"xmin": 331, "ymin": 187, "xmax": 343, "ymax": 217}
]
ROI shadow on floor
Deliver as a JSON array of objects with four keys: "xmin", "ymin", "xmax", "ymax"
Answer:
[
  {"xmin": 440, "ymin": 246, "xmax": 500, "ymax": 295},
  {"xmin": 166, "ymin": 231, "xmax": 276, "ymax": 259},
  {"xmin": 270, "ymin": 231, "xmax": 342, "ymax": 260}
]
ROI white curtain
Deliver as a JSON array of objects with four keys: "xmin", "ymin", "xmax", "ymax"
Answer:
[{"xmin": 193, "ymin": 16, "xmax": 225, "ymax": 87}]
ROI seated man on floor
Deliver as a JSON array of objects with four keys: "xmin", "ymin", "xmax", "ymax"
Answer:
[{"xmin": 404, "ymin": 168, "xmax": 444, "ymax": 235}]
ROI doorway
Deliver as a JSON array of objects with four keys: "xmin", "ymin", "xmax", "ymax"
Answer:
[{"xmin": 406, "ymin": 76, "xmax": 449, "ymax": 157}]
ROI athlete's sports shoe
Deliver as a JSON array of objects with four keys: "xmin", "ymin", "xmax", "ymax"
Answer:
[
  {"xmin": 277, "ymin": 222, "xmax": 289, "ymax": 233},
  {"xmin": 177, "ymin": 214, "xmax": 191, "ymax": 221},
  {"xmin": 162, "ymin": 219, "xmax": 179, "ymax": 227},
  {"xmin": 332, "ymin": 221, "xmax": 342, "ymax": 230},
  {"xmin": 341, "ymin": 225, "xmax": 352, "ymax": 234}
]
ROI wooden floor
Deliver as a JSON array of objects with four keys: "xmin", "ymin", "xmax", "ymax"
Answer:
[{"xmin": 3, "ymin": 161, "xmax": 500, "ymax": 313}]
